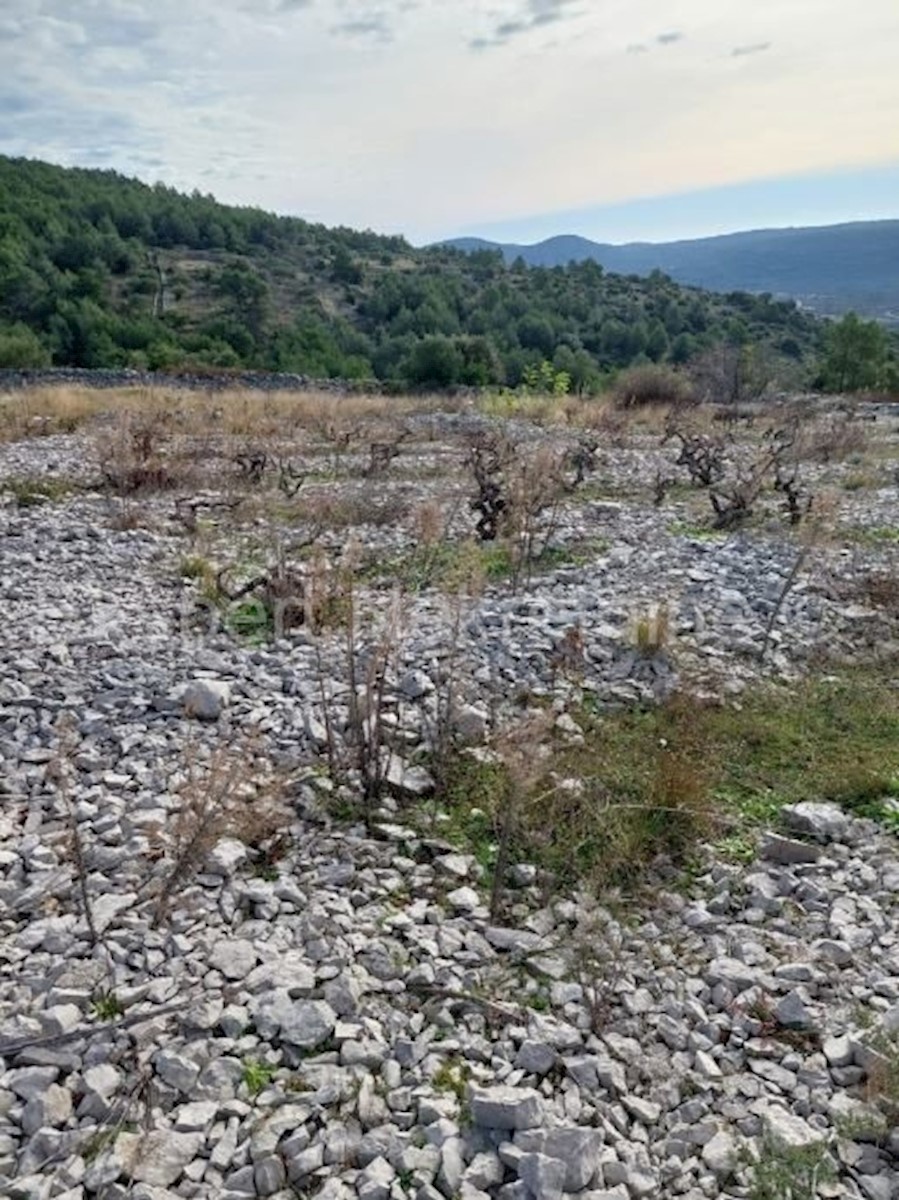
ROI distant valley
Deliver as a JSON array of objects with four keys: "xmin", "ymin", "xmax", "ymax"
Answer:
[{"xmin": 442, "ymin": 221, "xmax": 899, "ymax": 325}]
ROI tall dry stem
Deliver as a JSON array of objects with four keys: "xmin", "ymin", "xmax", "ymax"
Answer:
[{"xmin": 49, "ymin": 715, "xmax": 98, "ymax": 947}]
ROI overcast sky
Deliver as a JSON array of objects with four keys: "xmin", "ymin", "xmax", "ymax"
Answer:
[{"xmin": 1, "ymin": 0, "xmax": 897, "ymax": 245}]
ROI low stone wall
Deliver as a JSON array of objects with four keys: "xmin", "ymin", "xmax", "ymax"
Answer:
[{"xmin": 0, "ymin": 367, "xmax": 385, "ymax": 393}]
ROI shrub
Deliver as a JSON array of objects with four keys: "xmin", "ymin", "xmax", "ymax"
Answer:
[
  {"xmin": 0, "ymin": 323, "xmax": 51, "ymax": 368},
  {"xmin": 609, "ymin": 364, "xmax": 694, "ymax": 409},
  {"xmin": 94, "ymin": 412, "xmax": 185, "ymax": 494}
]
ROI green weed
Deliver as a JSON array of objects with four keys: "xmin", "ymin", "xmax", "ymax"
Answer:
[
  {"xmin": 226, "ymin": 599, "xmax": 273, "ymax": 642},
  {"xmin": 377, "ymin": 538, "xmax": 606, "ymax": 592},
  {"xmin": 852, "ymin": 525, "xmax": 899, "ymax": 545},
  {"xmin": 747, "ymin": 1135, "xmax": 834, "ymax": 1200},
  {"xmin": 424, "ymin": 668, "xmax": 899, "ymax": 894},
  {"xmin": 242, "ymin": 1058, "xmax": 276, "ymax": 1097},
  {"xmin": 4, "ymin": 476, "xmax": 78, "ymax": 507},
  {"xmin": 667, "ymin": 520, "xmax": 726, "ymax": 539},
  {"xmin": 91, "ymin": 990, "xmax": 123, "ymax": 1021},
  {"xmin": 433, "ymin": 1056, "xmax": 471, "ymax": 1100}
]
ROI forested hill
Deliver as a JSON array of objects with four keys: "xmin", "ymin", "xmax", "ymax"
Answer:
[
  {"xmin": 443, "ymin": 222, "xmax": 899, "ymax": 324},
  {"xmin": 0, "ymin": 155, "xmax": 824, "ymax": 388}
]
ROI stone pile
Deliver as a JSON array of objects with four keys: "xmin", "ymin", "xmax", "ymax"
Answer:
[{"xmin": 2, "ymin": 419, "xmax": 899, "ymax": 1198}]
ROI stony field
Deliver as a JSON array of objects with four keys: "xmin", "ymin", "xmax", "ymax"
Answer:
[{"xmin": 2, "ymin": 385, "xmax": 899, "ymax": 1200}]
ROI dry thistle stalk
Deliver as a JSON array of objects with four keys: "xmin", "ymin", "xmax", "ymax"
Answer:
[
  {"xmin": 569, "ymin": 904, "xmax": 627, "ymax": 1034},
  {"xmin": 149, "ymin": 740, "xmax": 289, "ymax": 925},
  {"xmin": 550, "ymin": 622, "xmax": 586, "ymax": 683},
  {"xmin": 489, "ymin": 712, "xmax": 555, "ymax": 919},
  {"xmin": 345, "ymin": 586, "xmax": 407, "ymax": 819},
  {"xmin": 413, "ymin": 498, "xmax": 445, "ymax": 549},
  {"xmin": 48, "ymin": 715, "xmax": 98, "ymax": 946}
]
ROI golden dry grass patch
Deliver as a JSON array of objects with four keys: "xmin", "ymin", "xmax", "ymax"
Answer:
[{"xmin": 0, "ymin": 384, "xmax": 434, "ymax": 445}]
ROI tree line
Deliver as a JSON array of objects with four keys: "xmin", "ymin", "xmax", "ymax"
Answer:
[{"xmin": 0, "ymin": 156, "xmax": 895, "ymax": 394}]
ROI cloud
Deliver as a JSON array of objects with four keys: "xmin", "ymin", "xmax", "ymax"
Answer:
[
  {"xmin": 331, "ymin": 14, "xmax": 393, "ymax": 40},
  {"xmin": 731, "ymin": 41, "xmax": 772, "ymax": 57},
  {"xmin": 627, "ymin": 30, "xmax": 684, "ymax": 55},
  {"xmin": 1, "ymin": 93, "xmax": 146, "ymax": 164},
  {"xmin": 0, "ymin": 89, "xmax": 36, "ymax": 116},
  {"xmin": 528, "ymin": 0, "xmax": 577, "ymax": 27},
  {"xmin": 470, "ymin": 0, "xmax": 580, "ymax": 49},
  {"xmin": 1, "ymin": 0, "xmax": 896, "ymax": 242}
]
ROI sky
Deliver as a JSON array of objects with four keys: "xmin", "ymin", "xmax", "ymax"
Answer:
[{"xmin": 1, "ymin": 0, "xmax": 897, "ymax": 246}]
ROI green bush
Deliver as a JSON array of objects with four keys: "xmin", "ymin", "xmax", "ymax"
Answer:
[{"xmin": 0, "ymin": 323, "xmax": 50, "ymax": 368}]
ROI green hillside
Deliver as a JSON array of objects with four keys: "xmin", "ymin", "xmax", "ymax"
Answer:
[
  {"xmin": 0, "ymin": 155, "xmax": 828, "ymax": 389},
  {"xmin": 443, "ymin": 222, "xmax": 899, "ymax": 324}
]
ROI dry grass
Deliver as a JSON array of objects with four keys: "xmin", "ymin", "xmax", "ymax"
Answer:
[
  {"xmin": 799, "ymin": 411, "xmax": 871, "ymax": 465},
  {"xmin": 629, "ymin": 602, "xmax": 672, "ymax": 657},
  {"xmin": 476, "ymin": 391, "xmax": 563, "ymax": 424},
  {"xmin": 0, "ymin": 386, "xmax": 132, "ymax": 441},
  {"xmin": 303, "ymin": 485, "xmax": 412, "ymax": 532},
  {"xmin": 0, "ymin": 385, "xmax": 427, "ymax": 446}
]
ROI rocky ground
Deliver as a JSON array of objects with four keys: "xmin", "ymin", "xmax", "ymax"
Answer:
[{"xmin": 2, "ymin": 391, "xmax": 899, "ymax": 1200}]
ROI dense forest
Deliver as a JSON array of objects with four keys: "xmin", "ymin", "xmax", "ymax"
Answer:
[{"xmin": 0, "ymin": 155, "xmax": 889, "ymax": 392}]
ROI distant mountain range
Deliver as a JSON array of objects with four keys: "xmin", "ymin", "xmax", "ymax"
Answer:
[{"xmin": 441, "ymin": 221, "xmax": 899, "ymax": 323}]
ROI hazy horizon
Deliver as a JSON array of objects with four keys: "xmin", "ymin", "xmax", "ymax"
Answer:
[{"xmin": 440, "ymin": 164, "xmax": 899, "ymax": 249}]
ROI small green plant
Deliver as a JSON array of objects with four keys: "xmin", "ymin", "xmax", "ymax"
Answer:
[
  {"xmin": 747, "ymin": 1134, "xmax": 834, "ymax": 1200},
  {"xmin": 227, "ymin": 599, "xmax": 273, "ymax": 641},
  {"xmin": 714, "ymin": 831, "xmax": 757, "ymax": 863},
  {"xmin": 852, "ymin": 1002, "xmax": 878, "ymax": 1031},
  {"xmin": 91, "ymin": 989, "xmax": 124, "ymax": 1021},
  {"xmin": 854, "ymin": 525, "xmax": 899, "ymax": 545},
  {"xmin": 667, "ymin": 520, "xmax": 726, "ymax": 540},
  {"xmin": 426, "ymin": 755, "xmax": 504, "ymax": 868},
  {"xmin": 832, "ymin": 1106, "xmax": 888, "ymax": 1142},
  {"xmin": 432, "ymin": 1056, "xmax": 471, "ymax": 1100},
  {"xmin": 527, "ymin": 984, "xmax": 551, "ymax": 1013},
  {"xmin": 242, "ymin": 1058, "xmax": 276, "ymax": 1097},
  {"xmin": 5, "ymin": 476, "xmax": 76, "ymax": 507}
]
